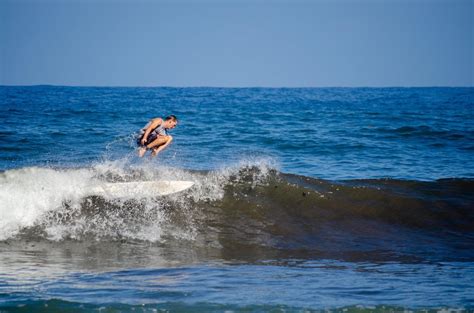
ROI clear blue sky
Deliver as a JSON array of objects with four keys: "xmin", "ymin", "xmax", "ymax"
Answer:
[{"xmin": 1, "ymin": 0, "xmax": 472, "ymax": 87}]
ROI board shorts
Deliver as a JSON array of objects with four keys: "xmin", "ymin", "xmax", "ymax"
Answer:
[{"xmin": 136, "ymin": 132, "xmax": 158, "ymax": 148}]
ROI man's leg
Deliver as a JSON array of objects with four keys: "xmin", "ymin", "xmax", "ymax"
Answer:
[
  {"xmin": 151, "ymin": 147, "xmax": 160, "ymax": 156},
  {"xmin": 138, "ymin": 146, "xmax": 147, "ymax": 157},
  {"xmin": 147, "ymin": 136, "xmax": 172, "ymax": 157},
  {"xmin": 137, "ymin": 134, "xmax": 151, "ymax": 158},
  {"xmin": 146, "ymin": 136, "xmax": 170, "ymax": 149}
]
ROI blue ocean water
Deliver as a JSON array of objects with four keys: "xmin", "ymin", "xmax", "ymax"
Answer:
[
  {"xmin": 1, "ymin": 86, "xmax": 473, "ymax": 179},
  {"xmin": 1, "ymin": 86, "xmax": 473, "ymax": 312}
]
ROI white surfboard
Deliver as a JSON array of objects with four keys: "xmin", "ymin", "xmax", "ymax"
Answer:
[{"xmin": 87, "ymin": 180, "xmax": 194, "ymax": 198}]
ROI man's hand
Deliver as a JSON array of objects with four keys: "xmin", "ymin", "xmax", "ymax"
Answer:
[{"xmin": 140, "ymin": 138, "xmax": 146, "ymax": 146}]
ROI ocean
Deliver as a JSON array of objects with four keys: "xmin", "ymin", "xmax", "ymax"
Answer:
[{"xmin": 0, "ymin": 86, "xmax": 473, "ymax": 312}]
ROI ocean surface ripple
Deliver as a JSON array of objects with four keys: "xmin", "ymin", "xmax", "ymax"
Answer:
[{"xmin": 1, "ymin": 86, "xmax": 473, "ymax": 312}]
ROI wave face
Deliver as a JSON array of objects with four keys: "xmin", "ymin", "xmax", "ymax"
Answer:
[{"xmin": 1, "ymin": 161, "xmax": 472, "ymax": 262}]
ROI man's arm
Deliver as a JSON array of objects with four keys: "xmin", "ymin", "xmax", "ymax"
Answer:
[{"xmin": 140, "ymin": 118, "xmax": 162, "ymax": 145}]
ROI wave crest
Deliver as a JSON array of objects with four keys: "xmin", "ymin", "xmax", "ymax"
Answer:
[
  {"xmin": 0, "ymin": 158, "xmax": 276, "ymax": 242},
  {"xmin": 1, "ymin": 160, "xmax": 473, "ymax": 262}
]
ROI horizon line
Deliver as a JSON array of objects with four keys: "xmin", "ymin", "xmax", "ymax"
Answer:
[{"xmin": 1, "ymin": 84, "xmax": 473, "ymax": 89}]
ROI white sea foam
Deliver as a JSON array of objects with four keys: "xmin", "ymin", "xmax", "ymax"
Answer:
[
  {"xmin": 0, "ymin": 167, "xmax": 96, "ymax": 240},
  {"xmin": 0, "ymin": 157, "xmax": 276, "ymax": 241}
]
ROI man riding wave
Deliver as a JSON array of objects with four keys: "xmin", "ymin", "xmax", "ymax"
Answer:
[{"xmin": 137, "ymin": 115, "xmax": 178, "ymax": 157}]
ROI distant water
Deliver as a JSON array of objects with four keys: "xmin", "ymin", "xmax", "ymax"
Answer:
[{"xmin": 0, "ymin": 86, "xmax": 473, "ymax": 312}]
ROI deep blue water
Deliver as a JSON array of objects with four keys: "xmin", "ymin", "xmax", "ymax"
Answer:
[
  {"xmin": 1, "ymin": 86, "xmax": 473, "ymax": 179},
  {"xmin": 0, "ymin": 86, "xmax": 473, "ymax": 312}
]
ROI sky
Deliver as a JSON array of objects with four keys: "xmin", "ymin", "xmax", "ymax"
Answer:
[{"xmin": 0, "ymin": 0, "xmax": 472, "ymax": 87}]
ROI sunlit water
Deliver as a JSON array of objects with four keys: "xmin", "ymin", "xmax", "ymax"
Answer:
[{"xmin": 1, "ymin": 86, "xmax": 473, "ymax": 312}]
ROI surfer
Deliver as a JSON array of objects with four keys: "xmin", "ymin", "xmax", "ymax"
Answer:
[{"xmin": 137, "ymin": 115, "xmax": 178, "ymax": 157}]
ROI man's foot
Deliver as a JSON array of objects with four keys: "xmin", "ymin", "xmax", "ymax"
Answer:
[
  {"xmin": 151, "ymin": 148, "xmax": 159, "ymax": 157},
  {"xmin": 138, "ymin": 147, "xmax": 146, "ymax": 157}
]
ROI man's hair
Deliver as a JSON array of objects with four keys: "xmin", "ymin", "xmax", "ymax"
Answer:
[{"xmin": 165, "ymin": 115, "xmax": 178, "ymax": 122}]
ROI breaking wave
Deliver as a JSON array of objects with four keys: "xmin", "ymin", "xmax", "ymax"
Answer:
[
  {"xmin": 1, "ymin": 159, "xmax": 473, "ymax": 262},
  {"xmin": 0, "ymin": 159, "xmax": 274, "ymax": 242}
]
